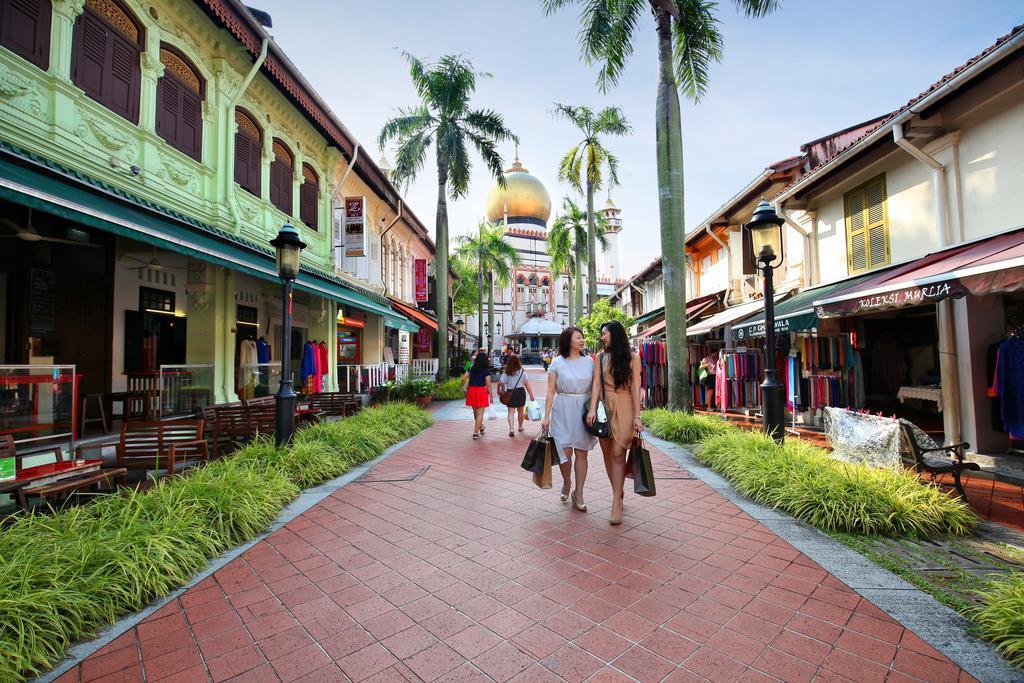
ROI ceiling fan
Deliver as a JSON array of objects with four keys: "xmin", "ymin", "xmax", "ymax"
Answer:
[
  {"xmin": 0, "ymin": 208, "xmax": 99, "ymax": 247},
  {"xmin": 123, "ymin": 245, "xmax": 188, "ymax": 272}
]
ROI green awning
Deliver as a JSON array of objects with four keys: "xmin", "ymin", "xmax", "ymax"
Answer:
[
  {"xmin": 732, "ymin": 272, "xmax": 880, "ymax": 342},
  {"xmin": 634, "ymin": 306, "xmax": 664, "ymax": 326},
  {"xmin": 0, "ymin": 148, "xmax": 417, "ymax": 332}
]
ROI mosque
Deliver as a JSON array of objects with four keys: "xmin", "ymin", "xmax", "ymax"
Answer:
[{"xmin": 463, "ymin": 153, "xmax": 624, "ymax": 360}]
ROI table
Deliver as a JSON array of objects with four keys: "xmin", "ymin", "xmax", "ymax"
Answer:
[
  {"xmin": 0, "ymin": 459, "xmax": 102, "ymax": 509},
  {"xmin": 897, "ymin": 385, "xmax": 943, "ymax": 412}
]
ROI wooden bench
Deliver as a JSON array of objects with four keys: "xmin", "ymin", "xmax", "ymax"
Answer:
[
  {"xmin": 203, "ymin": 404, "xmax": 253, "ymax": 457},
  {"xmin": 3, "ymin": 435, "xmax": 126, "ymax": 509},
  {"xmin": 79, "ymin": 421, "xmax": 209, "ymax": 479},
  {"xmin": 899, "ymin": 423, "xmax": 980, "ymax": 501},
  {"xmin": 308, "ymin": 392, "xmax": 361, "ymax": 417}
]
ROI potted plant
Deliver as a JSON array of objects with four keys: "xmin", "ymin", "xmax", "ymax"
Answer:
[
  {"xmin": 370, "ymin": 380, "xmax": 395, "ymax": 405},
  {"xmin": 409, "ymin": 378, "xmax": 435, "ymax": 407}
]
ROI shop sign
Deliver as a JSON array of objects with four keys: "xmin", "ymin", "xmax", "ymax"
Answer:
[
  {"xmin": 820, "ymin": 280, "xmax": 964, "ymax": 317},
  {"xmin": 735, "ymin": 317, "xmax": 791, "ymax": 340},
  {"xmin": 0, "ymin": 455, "xmax": 13, "ymax": 481},
  {"xmin": 415, "ymin": 259, "xmax": 428, "ymax": 302},
  {"xmin": 339, "ymin": 317, "xmax": 365, "ymax": 329},
  {"xmin": 398, "ymin": 331, "xmax": 410, "ymax": 364},
  {"xmin": 416, "ymin": 327, "xmax": 432, "ymax": 352},
  {"xmin": 343, "ymin": 197, "xmax": 366, "ymax": 257}
]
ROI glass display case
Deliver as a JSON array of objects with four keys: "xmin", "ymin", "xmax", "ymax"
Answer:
[
  {"xmin": 159, "ymin": 364, "xmax": 214, "ymax": 418},
  {"xmin": 238, "ymin": 362, "xmax": 282, "ymax": 401},
  {"xmin": 0, "ymin": 365, "xmax": 77, "ymax": 444}
]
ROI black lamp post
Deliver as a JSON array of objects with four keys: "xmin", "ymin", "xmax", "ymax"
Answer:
[
  {"xmin": 743, "ymin": 200, "xmax": 786, "ymax": 443},
  {"xmin": 496, "ymin": 319, "xmax": 502, "ymax": 347},
  {"xmin": 270, "ymin": 223, "xmax": 306, "ymax": 446},
  {"xmin": 455, "ymin": 318, "xmax": 465, "ymax": 365}
]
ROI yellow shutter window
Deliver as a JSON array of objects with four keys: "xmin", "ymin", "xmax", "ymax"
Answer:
[{"xmin": 845, "ymin": 175, "xmax": 889, "ymax": 273}]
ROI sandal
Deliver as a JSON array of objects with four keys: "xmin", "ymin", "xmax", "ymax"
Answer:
[
  {"xmin": 473, "ymin": 433, "xmax": 480, "ymax": 440},
  {"xmin": 561, "ymin": 482, "xmax": 571, "ymax": 503},
  {"xmin": 610, "ymin": 503, "xmax": 623, "ymax": 525},
  {"xmin": 509, "ymin": 430, "xmax": 515, "ymax": 437},
  {"xmin": 570, "ymin": 491, "xmax": 587, "ymax": 513}
]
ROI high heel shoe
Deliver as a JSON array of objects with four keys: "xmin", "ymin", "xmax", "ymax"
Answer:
[
  {"xmin": 561, "ymin": 482, "xmax": 571, "ymax": 503},
  {"xmin": 570, "ymin": 491, "xmax": 587, "ymax": 512},
  {"xmin": 610, "ymin": 502, "xmax": 623, "ymax": 525}
]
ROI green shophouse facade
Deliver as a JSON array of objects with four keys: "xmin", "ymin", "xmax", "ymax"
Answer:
[{"xmin": 0, "ymin": 0, "xmax": 416, "ymax": 427}]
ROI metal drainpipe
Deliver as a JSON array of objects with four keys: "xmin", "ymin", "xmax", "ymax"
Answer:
[
  {"xmin": 893, "ymin": 122, "xmax": 962, "ymax": 445},
  {"xmin": 226, "ymin": 37, "xmax": 269, "ymax": 230},
  {"xmin": 776, "ymin": 204, "xmax": 813, "ymax": 288}
]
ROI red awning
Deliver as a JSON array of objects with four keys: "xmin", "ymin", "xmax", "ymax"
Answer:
[
  {"xmin": 634, "ymin": 297, "xmax": 720, "ymax": 339},
  {"xmin": 815, "ymin": 229, "xmax": 1024, "ymax": 317},
  {"xmin": 390, "ymin": 299, "xmax": 438, "ymax": 331}
]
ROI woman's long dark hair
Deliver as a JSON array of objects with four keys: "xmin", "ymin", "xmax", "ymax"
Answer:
[
  {"xmin": 472, "ymin": 351, "xmax": 489, "ymax": 372},
  {"xmin": 503, "ymin": 354, "xmax": 522, "ymax": 375},
  {"xmin": 601, "ymin": 320, "xmax": 632, "ymax": 389},
  {"xmin": 557, "ymin": 326, "xmax": 583, "ymax": 358}
]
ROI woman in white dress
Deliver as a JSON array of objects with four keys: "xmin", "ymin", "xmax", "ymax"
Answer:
[{"xmin": 541, "ymin": 327, "xmax": 597, "ymax": 511}]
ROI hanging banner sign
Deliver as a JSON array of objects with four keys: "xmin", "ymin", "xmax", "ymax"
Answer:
[
  {"xmin": 339, "ymin": 317, "xmax": 365, "ymax": 329},
  {"xmin": 344, "ymin": 196, "xmax": 366, "ymax": 257},
  {"xmin": 416, "ymin": 327, "xmax": 432, "ymax": 352},
  {"xmin": 415, "ymin": 259, "xmax": 428, "ymax": 302}
]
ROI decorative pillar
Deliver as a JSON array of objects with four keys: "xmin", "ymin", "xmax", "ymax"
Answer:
[
  {"xmin": 49, "ymin": 0, "xmax": 86, "ymax": 82},
  {"xmin": 139, "ymin": 51, "xmax": 164, "ymax": 133}
]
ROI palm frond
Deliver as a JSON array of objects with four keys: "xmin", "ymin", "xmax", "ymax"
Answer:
[
  {"xmin": 390, "ymin": 129, "xmax": 433, "ymax": 190},
  {"xmin": 592, "ymin": 0, "xmax": 646, "ymax": 92},
  {"xmin": 465, "ymin": 130, "xmax": 508, "ymax": 188},
  {"xmin": 735, "ymin": 0, "xmax": 781, "ymax": 18},
  {"xmin": 401, "ymin": 52, "xmax": 432, "ymax": 101},
  {"xmin": 557, "ymin": 145, "xmax": 583, "ymax": 190},
  {"xmin": 377, "ymin": 106, "xmax": 434, "ymax": 148},
  {"xmin": 438, "ymin": 120, "xmax": 471, "ymax": 198},
  {"xmin": 463, "ymin": 110, "xmax": 517, "ymax": 144},
  {"xmin": 672, "ymin": 0, "xmax": 725, "ymax": 103},
  {"xmin": 603, "ymin": 149, "xmax": 621, "ymax": 188},
  {"xmin": 594, "ymin": 106, "xmax": 632, "ymax": 136}
]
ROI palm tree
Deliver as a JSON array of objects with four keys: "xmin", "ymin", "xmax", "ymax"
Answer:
[
  {"xmin": 552, "ymin": 104, "xmax": 630, "ymax": 316},
  {"xmin": 455, "ymin": 222, "xmax": 521, "ymax": 353},
  {"xmin": 542, "ymin": 0, "xmax": 780, "ymax": 411},
  {"xmin": 549, "ymin": 197, "xmax": 609, "ymax": 324},
  {"xmin": 379, "ymin": 53, "xmax": 517, "ymax": 379}
]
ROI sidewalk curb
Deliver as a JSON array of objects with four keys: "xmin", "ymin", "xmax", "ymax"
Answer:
[
  {"xmin": 36, "ymin": 435, "xmax": 417, "ymax": 683},
  {"xmin": 646, "ymin": 434, "xmax": 1022, "ymax": 683}
]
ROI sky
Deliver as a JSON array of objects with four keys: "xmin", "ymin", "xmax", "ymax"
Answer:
[{"xmin": 255, "ymin": 0, "xmax": 1022, "ymax": 277}]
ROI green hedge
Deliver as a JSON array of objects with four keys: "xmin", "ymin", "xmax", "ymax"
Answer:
[
  {"xmin": 973, "ymin": 575, "xmax": 1024, "ymax": 667},
  {"xmin": 0, "ymin": 403, "xmax": 433, "ymax": 682},
  {"xmin": 433, "ymin": 378, "xmax": 466, "ymax": 401},
  {"xmin": 643, "ymin": 408, "xmax": 732, "ymax": 444},
  {"xmin": 696, "ymin": 429, "xmax": 975, "ymax": 537}
]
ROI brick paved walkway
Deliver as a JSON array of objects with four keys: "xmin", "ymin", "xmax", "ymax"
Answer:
[{"xmin": 61, "ymin": 390, "xmax": 976, "ymax": 682}]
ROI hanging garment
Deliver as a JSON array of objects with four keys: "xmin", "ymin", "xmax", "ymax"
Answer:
[
  {"xmin": 299, "ymin": 342, "xmax": 317, "ymax": 390},
  {"xmin": 256, "ymin": 337, "xmax": 270, "ymax": 363},
  {"xmin": 715, "ymin": 355, "xmax": 728, "ymax": 413},
  {"xmin": 318, "ymin": 341, "xmax": 329, "ymax": 392},
  {"xmin": 998, "ymin": 337, "xmax": 1024, "ymax": 437}
]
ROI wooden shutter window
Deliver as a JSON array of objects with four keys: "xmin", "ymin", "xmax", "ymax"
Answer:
[
  {"xmin": 156, "ymin": 46, "xmax": 203, "ymax": 161},
  {"xmin": 234, "ymin": 109, "xmax": 261, "ymax": 197},
  {"xmin": 845, "ymin": 174, "xmax": 889, "ymax": 274},
  {"xmin": 269, "ymin": 140, "xmax": 293, "ymax": 215},
  {"xmin": 1, "ymin": 0, "xmax": 52, "ymax": 69},
  {"xmin": 71, "ymin": 0, "xmax": 141, "ymax": 123},
  {"xmin": 299, "ymin": 164, "xmax": 318, "ymax": 230}
]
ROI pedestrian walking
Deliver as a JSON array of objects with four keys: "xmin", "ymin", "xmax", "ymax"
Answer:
[
  {"xmin": 462, "ymin": 351, "xmax": 492, "ymax": 439},
  {"xmin": 499, "ymin": 354, "xmax": 535, "ymax": 436},
  {"xmin": 541, "ymin": 327, "xmax": 597, "ymax": 511},
  {"xmin": 699, "ymin": 350, "xmax": 718, "ymax": 408},
  {"xmin": 542, "ymin": 349, "xmax": 551, "ymax": 372},
  {"xmin": 587, "ymin": 321, "xmax": 643, "ymax": 525}
]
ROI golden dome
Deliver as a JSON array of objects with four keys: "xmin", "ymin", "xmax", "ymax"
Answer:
[{"xmin": 484, "ymin": 158, "xmax": 551, "ymax": 225}]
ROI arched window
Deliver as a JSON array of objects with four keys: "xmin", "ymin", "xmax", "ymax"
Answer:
[
  {"xmin": 72, "ymin": 0, "xmax": 142, "ymax": 123},
  {"xmin": 233, "ymin": 108, "xmax": 261, "ymax": 196},
  {"xmin": 389, "ymin": 238, "xmax": 398, "ymax": 294},
  {"xmin": 269, "ymin": 139, "xmax": 293, "ymax": 215},
  {"xmin": 299, "ymin": 164, "xmax": 319, "ymax": 230},
  {"xmin": 399, "ymin": 247, "xmax": 407, "ymax": 299},
  {"xmin": 528, "ymin": 274, "xmax": 538, "ymax": 286},
  {"xmin": 1, "ymin": 0, "xmax": 52, "ymax": 69},
  {"xmin": 516, "ymin": 275, "xmax": 525, "ymax": 285},
  {"xmin": 156, "ymin": 45, "xmax": 203, "ymax": 160}
]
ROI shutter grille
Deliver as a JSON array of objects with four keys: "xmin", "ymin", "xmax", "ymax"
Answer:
[
  {"xmin": 3, "ymin": 0, "xmax": 51, "ymax": 68},
  {"xmin": 108, "ymin": 36, "xmax": 135, "ymax": 119},
  {"xmin": 850, "ymin": 232, "xmax": 867, "ymax": 271},
  {"xmin": 300, "ymin": 180, "xmax": 318, "ymax": 230},
  {"xmin": 72, "ymin": 7, "xmax": 140, "ymax": 122},
  {"xmin": 234, "ymin": 111, "xmax": 261, "ymax": 196},
  {"xmin": 845, "ymin": 175, "xmax": 889, "ymax": 273},
  {"xmin": 180, "ymin": 89, "xmax": 201, "ymax": 159},
  {"xmin": 269, "ymin": 145, "xmax": 293, "ymax": 215},
  {"xmin": 75, "ymin": 14, "xmax": 107, "ymax": 99}
]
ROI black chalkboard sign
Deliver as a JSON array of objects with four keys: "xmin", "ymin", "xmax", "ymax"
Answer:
[{"xmin": 29, "ymin": 269, "xmax": 57, "ymax": 338}]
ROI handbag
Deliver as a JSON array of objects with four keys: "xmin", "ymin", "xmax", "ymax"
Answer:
[
  {"xmin": 500, "ymin": 369, "xmax": 524, "ymax": 406},
  {"xmin": 626, "ymin": 435, "xmax": 656, "ymax": 497},
  {"xmin": 584, "ymin": 353, "xmax": 610, "ymax": 438},
  {"xmin": 527, "ymin": 430, "xmax": 554, "ymax": 489},
  {"xmin": 521, "ymin": 429, "xmax": 550, "ymax": 470}
]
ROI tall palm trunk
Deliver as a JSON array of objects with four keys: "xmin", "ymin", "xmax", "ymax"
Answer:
[
  {"xmin": 487, "ymin": 271, "xmax": 495, "ymax": 353},
  {"xmin": 654, "ymin": 6, "xmax": 690, "ymax": 412},
  {"xmin": 586, "ymin": 178, "xmax": 597, "ymax": 316},
  {"xmin": 574, "ymin": 241, "xmax": 584, "ymax": 323},
  {"xmin": 436, "ymin": 160, "xmax": 451, "ymax": 379}
]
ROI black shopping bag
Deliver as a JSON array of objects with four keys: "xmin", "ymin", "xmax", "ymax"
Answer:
[
  {"xmin": 626, "ymin": 436, "xmax": 656, "ymax": 497},
  {"xmin": 521, "ymin": 430, "xmax": 551, "ymax": 471}
]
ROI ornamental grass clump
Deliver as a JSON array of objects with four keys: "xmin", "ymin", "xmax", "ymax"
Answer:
[
  {"xmin": 696, "ymin": 430, "xmax": 975, "ymax": 537},
  {"xmin": 972, "ymin": 574, "xmax": 1024, "ymax": 667},
  {"xmin": 642, "ymin": 408, "xmax": 734, "ymax": 444},
  {"xmin": 0, "ymin": 402, "xmax": 432, "ymax": 681},
  {"xmin": 434, "ymin": 378, "xmax": 466, "ymax": 400}
]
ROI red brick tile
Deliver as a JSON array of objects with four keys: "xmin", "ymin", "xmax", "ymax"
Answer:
[
  {"xmin": 150, "ymin": 663, "xmax": 209, "ymax": 682},
  {"xmin": 834, "ymin": 629, "xmax": 897, "ymax": 666},
  {"xmin": 821, "ymin": 649, "xmax": 888, "ymax": 683},
  {"xmin": 585, "ymin": 666, "xmax": 635, "ymax": 682},
  {"xmin": 258, "ymin": 626, "xmax": 314, "ymax": 661},
  {"xmin": 785, "ymin": 613, "xmax": 843, "ymax": 644},
  {"xmin": 53, "ymin": 668, "xmax": 80, "ymax": 683},
  {"xmin": 727, "ymin": 612, "xmax": 783, "ymax": 644},
  {"xmin": 401, "ymin": 595, "xmax": 449, "ymax": 623},
  {"xmin": 683, "ymin": 647, "xmax": 748, "ymax": 681},
  {"xmin": 509, "ymin": 665, "xmax": 564, "ymax": 682},
  {"xmin": 844, "ymin": 612, "xmax": 903, "ymax": 645},
  {"xmin": 136, "ymin": 612, "xmax": 189, "ymax": 642},
  {"xmin": 480, "ymin": 606, "xmax": 535, "ymax": 639},
  {"xmin": 573, "ymin": 625, "xmax": 632, "ymax": 662},
  {"xmin": 640, "ymin": 627, "xmax": 700, "ymax": 662},
  {"xmin": 80, "ymin": 643, "xmax": 139, "ymax": 680},
  {"xmin": 892, "ymin": 648, "xmax": 961, "ymax": 683},
  {"xmin": 206, "ymin": 643, "xmax": 266, "ymax": 682},
  {"xmin": 543, "ymin": 609, "xmax": 596, "ymax": 639},
  {"xmin": 705, "ymin": 628, "xmax": 767, "ymax": 665},
  {"xmin": 447, "ymin": 624, "xmax": 505, "ymax": 660},
  {"xmin": 363, "ymin": 609, "xmax": 418, "ymax": 640},
  {"xmin": 270, "ymin": 643, "xmax": 334, "ymax": 682},
  {"xmin": 664, "ymin": 610, "xmax": 720, "ymax": 644},
  {"xmin": 472, "ymin": 641, "xmax": 535, "ymax": 681},
  {"xmin": 348, "ymin": 595, "xmax": 397, "ymax": 623},
  {"xmin": 337, "ymin": 643, "xmax": 399, "ymax": 682},
  {"xmin": 190, "ymin": 611, "xmax": 242, "ymax": 641},
  {"xmin": 752, "ymin": 647, "xmax": 817, "ymax": 683},
  {"xmin": 320, "ymin": 626, "xmax": 376, "ymax": 661},
  {"xmin": 612, "ymin": 645, "xmax": 676, "ymax": 681},
  {"xmin": 403, "ymin": 642, "xmax": 464, "ymax": 682},
  {"xmin": 601, "ymin": 610, "xmax": 657, "ymax": 641},
  {"xmin": 198, "ymin": 626, "xmax": 253, "ymax": 660},
  {"xmin": 543, "ymin": 644, "xmax": 604, "ymax": 681},
  {"xmin": 381, "ymin": 624, "xmax": 439, "ymax": 660},
  {"xmin": 797, "ymin": 598, "xmax": 852, "ymax": 627},
  {"xmin": 771, "ymin": 628, "xmax": 831, "ymax": 666},
  {"xmin": 458, "ymin": 594, "xmax": 505, "ymax": 621}
]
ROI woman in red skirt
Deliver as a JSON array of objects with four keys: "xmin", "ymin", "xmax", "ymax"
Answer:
[{"xmin": 462, "ymin": 351, "xmax": 493, "ymax": 439}]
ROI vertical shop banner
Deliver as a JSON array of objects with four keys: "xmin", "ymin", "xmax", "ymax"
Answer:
[
  {"xmin": 398, "ymin": 331, "xmax": 410, "ymax": 364},
  {"xmin": 415, "ymin": 259, "xmax": 428, "ymax": 302},
  {"xmin": 343, "ymin": 197, "xmax": 366, "ymax": 257},
  {"xmin": 416, "ymin": 327, "xmax": 432, "ymax": 352}
]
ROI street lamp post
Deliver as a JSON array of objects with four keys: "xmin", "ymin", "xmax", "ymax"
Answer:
[
  {"xmin": 270, "ymin": 223, "xmax": 306, "ymax": 446},
  {"xmin": 743, "ymin": 200, "xmax": 786, "ymax": 443},
  {"xmin": 496, "ymin": 319, "xmax": 502, "ymax": 348}
]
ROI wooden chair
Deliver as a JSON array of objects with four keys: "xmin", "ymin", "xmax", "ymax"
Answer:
[
  {"xmin": 4, "ymin": 435, "xmax": 125, "ymax": 509},
  {"xmin": 80, "ymin": 421, "xmax": 209, "ymax": 479},
  {"xmin": 899, "ymin": 422, "xmax": 980, "ymax": 501},
  {"xmin": 243, "ymin": 396, "xmax": 276, "ymax": 409},
  {"xmin": 203, "ymin": 404, "xmax": 249, "ymax": 457},
  {"xmin": 308, "ymin": 392, "xmax": 361, "ymax": 418}
]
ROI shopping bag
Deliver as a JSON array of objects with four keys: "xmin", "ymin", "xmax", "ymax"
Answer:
[
  {"xmin": 487, "ymin": 402, "xmax": 498, "ymax": 420},
  {"xmin": 527, "ymin": 401, "xmax": 542, "ymax": 421},
  {"xmin": 532, "ymin": 442, "xmax": 553, "ymax": 489},
  {"xmin": 626, "ymin": 436, "xmax": 656, "ymax": 497},
  {"xmin": 521, "ymin": 429, "xmax": 549, "ymax": 470}
]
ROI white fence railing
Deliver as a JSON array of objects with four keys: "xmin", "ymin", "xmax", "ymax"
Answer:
[{"xmin": 337, "ymin": 358, "xmax": 438, "ymax": 393}]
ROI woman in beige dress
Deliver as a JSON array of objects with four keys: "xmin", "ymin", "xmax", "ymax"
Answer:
[{"xmin": 587, "ymin": 320, "xmax": 642, "ymax": 525}]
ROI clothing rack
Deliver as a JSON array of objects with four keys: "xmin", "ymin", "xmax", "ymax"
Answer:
[{"xmin": 638, "ymin": 340, "xmax": 667, "ymax": 408}]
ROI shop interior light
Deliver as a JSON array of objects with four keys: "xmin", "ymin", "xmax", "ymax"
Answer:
[
  {"xmin": 145, "ymin": 308, "xmax": 185, "ymax": 317},
  {"xmin": 236, "ymin": 321, "xmax": 260, "ymax": 327}
]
